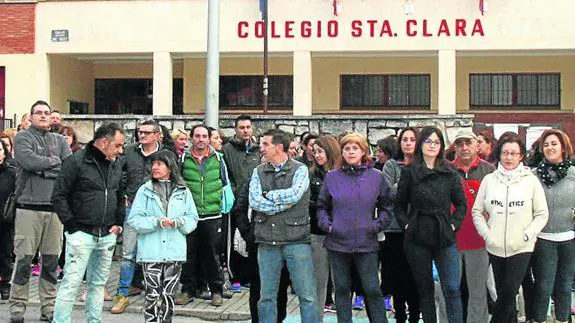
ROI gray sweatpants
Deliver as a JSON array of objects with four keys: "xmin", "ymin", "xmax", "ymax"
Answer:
[
  {"xmin": 459, "ymin": 248, "xmax": 490, "ymax": 323},
  {"xmin": 10, "ymin": 208, "xmax": 63, "ymax": 318}
]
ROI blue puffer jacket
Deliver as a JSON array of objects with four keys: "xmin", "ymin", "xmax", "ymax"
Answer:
[
  {"xmin": 317, "ymin": 164, "xmax": 392, "ymax": 253},
  {"xmin": 127, "ymin": 181, "xmax": 199, "ymax": 263}
]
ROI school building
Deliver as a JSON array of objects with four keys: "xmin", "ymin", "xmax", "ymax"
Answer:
[{"xmin": 0, "ymin": 0, "xmax": 574, "ymax": 138}]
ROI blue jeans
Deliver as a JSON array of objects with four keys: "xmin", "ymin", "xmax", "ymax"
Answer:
[
  {"xmin": 532, "ymin": 238, "xmax": 575, "ymax": 322},
  {"xmin": 117, "ymin": 207, "xmax": 138, "ymax": 297},
  {"xmin": 53, "ymin": 231, "xmax": 117, "ymax": 323},
  {"xmin": 257, "ymin": 243, "xmax": 320, "ymax": 323},
  {"xmin": 330, "ymin": 251, "xmax": 388, "ymax": 323},
  {"xmin": 405, "ymin": 240, "xmax": 463, "ymax": 323}
]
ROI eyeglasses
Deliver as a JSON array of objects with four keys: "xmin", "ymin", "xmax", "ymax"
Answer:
[
  {"xmin": 501, "ymin": 151, "xmax": 521, "ymax": 158},
  {"xmin": 32, "ymin": 111, "xmax": 51, "ymax": 116},
  {"xmin": 423, "ymin": 139, "xmax": 441, "ymax": 146},
  {"xmin": 138, "ymin": 131, "xmax": 157, "ymax": 136}
]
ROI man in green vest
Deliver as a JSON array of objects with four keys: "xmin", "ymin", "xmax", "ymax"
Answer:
[{"xmin": 175, "ymin": 124, "xmax": 227, "ymax": 307}]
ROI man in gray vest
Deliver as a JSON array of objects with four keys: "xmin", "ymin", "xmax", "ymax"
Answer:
[{"xmin": 248, "ymin": 129, "xmax": 319, "ymax": 323}]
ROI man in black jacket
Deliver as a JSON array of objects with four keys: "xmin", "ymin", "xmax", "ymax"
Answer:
[{"xmin": 51, "ymin": 123, "xmax": 125, "ymax": 323}]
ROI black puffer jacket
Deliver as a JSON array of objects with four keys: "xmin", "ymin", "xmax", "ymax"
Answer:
[
  {"xmin": 122, "ymin": 142, "xmax": 169, "ymax": 203},
  {"xmin": 51, "ymin": 143, "xmax": 125, "ymax": 236},
  {"xmin": 395, "ymin": 161, "xmax": 467, "ymax": 248}
]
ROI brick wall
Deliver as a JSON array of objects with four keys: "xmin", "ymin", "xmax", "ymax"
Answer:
[{"xmin": 0, "ymin": 3, "xmax": 35, "ymax": 54}]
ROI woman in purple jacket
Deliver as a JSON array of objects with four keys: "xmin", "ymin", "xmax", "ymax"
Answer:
[{"xmin": 318, "ymin": 132, "xmax": 392, "ymax": 323}]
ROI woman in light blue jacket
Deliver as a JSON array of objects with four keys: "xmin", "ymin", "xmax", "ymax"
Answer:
[{"xmin": 128, "ymin": 150, "xmax": 199, "ymax": 323}]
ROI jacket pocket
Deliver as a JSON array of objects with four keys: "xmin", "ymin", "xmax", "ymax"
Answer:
[
  {"xmin": 281, "ymin": 215, "xmax": 310, "ymax": 242},
  {"xmin": 408, "ymin": 213, "xmax": 440, "ymax": 248}
]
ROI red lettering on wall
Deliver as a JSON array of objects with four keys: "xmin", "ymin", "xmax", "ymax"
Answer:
[
  {"xmin": 455, "ymin": 19, "xmax": 466, "ymax": 36},
  {"xmin": 238, "ymin": 21, "xmax": 249, "ymax": 38},
  {"xmin": 437, "ymin": 19, "xmax": 451, "ymax": 36},
  {"xmin": 422, "ymin": 20, "xmax": 432, "ymax": 37},
  {"xmin": 351, "ymin": 20, "xmax": 362, "ymax": 37},
  {"xmin": 285, "ymin": 21, "xmax": 295, "ymax": 38},
  {"xmin": 379, "ymin": 20, "xmax": 393, "ymax": 37},
  {"xmin": 301, "ymin": 21, "xmax": 312, "ymax": 38},
  {"xmin": 367, "ymin": 20, "xmax": 377, "ymax": 37},
  {"xmin": 471, "ymin": 19, "xmax": 485, "ymax": 36},
  {"xmin": 271, "ymin": 21, "xmax": 280, "ymax": 38},
  {"xmin": 406, "ymin": 20, "xmax": 417, "ymax": 36},
  {"xmin": 254, "ymin": 21, "xmax": 264, "ymax": 38},
  {"xmin": 327, "ymin": 20, "xmax": 338, "ymax": 37}
]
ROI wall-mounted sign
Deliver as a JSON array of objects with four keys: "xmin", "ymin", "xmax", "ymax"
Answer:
[
  {"xmin": 51, "ymin": 30, "xmax": 69, "ymax": 42},
  {"xmin": 238, "ymin": 19, "xmax": 484, "ymax": 39}
]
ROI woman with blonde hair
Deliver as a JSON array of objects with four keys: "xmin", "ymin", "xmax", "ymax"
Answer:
[
  {"xmin": 308, "ymin": 135, "xmax": 341, "ymax": 318},
  {"xmin": 171, "ymin": 128, "xmax": 188, "ymax": 158},
  {"xmin": 318, "ymin": 132, "xmax": 392, "ymax": 323},
  {"xmin": 532, "ymin": 129, "xmax": 575, "ymax": 323}
]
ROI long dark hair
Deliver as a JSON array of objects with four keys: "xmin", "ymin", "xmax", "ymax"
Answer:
[
  {"xmin": 414, "ymin": 126, "xmax": 446, "ymax": 167},
  {"xmin": 150, "ymin": 150, "xmax": 184, "ymax": 185},
  {"xmin": 397, "ymin": 127, "xmax": 419, "ymax": 162}
]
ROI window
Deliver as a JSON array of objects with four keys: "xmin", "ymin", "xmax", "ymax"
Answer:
[
  {"xmin": 341, "ymin": 74, "xmax": 430, "ymax": 109},
  {"xmin": 220, "ymin": 75, "xmax": 293, "ymax": 109},
  {"xmin": 470, "ymin": 73, "xmax": 560, "ymax": 109},
  {"xmin": 95, "ymin": 78, "xmax": 183, "ymax": 115}
]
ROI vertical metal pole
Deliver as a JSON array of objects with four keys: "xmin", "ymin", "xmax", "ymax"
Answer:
[
  {"xmin": 262, "ymin": 0, "xmax": 269, "ymax": 114},
  {"xmin": 205, "ymin": 0, "xmax": 220, "ymax": 128}
]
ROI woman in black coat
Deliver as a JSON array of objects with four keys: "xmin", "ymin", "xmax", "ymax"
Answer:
[
  {"xmin": 395, "ymin": 126, "xmax": 467, "ymax": 323},
  {"xmin": 0, "ymin": 140, "xmax": 16, "ymax": 300}
]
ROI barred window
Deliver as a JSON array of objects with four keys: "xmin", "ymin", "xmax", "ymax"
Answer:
[
  {"xmin": 220, "ymin": 75, "xmax": 292, "ymax": 109},
  {"xmin": 341, "ymin": 74, "xmax": 430, "ymax": 109},
  {"xmin": 470, "ymin": 73, "xmax": 560, "ymax": 108}
]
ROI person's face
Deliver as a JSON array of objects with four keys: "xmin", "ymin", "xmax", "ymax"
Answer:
[
  {"xmin": 542, "ymin": 134, "xmax": 563, "ymax": 164},
  {"xmin": 500, "ymin": 142, "xmax": 523, "ymax": 170},
  {"xmin": 192, "ymin": 127, "xmax": 210, "ymax": 151},
  {"xmin": 138, "ymin": 125, "xmax": 158, "ymax": 145},
  {"xmin": 0, "ymin": 145, "xmax": 5, "ymax": 165},
  {"xmin": 477, "ymin": 135, "xmax": 492, "ymax": 156},
  {"xmin": 376, "ymin": 148, "xmax": 388, "ymax": 163},
  {"xmin": 454, "ymin": 138, "xmax": 478, "ymax": 163},
  {"xmin": 101, "ymin": 131, "xmax": 125, "ymax": 161},
  {"xmin": 260, "ymin": 135, "xmax": 280, "ymax": 161},
  {"xmin": 63, "ymin": 133, "xmax": 74, "ymax": 147},
  {"xmin": 50, "ymin": 112, "xmax": 61, "ymax": 126},
  {"xmin": 175, "ymin": 133, "xmax": 188, "ymax": 151},
  {"xmin": 210, "ymin": 130, "xmax": 223, "ymax": 151},
  {"xmin": 235, "ymin": 120, "xmax": 253, "ymax": 141},
  {"xmin": 306, "ymin": 139, "xmax": 316, "ymax": 158},
  {"xmin": 30, "ymin": 105, "xmax": 51, "ymax": 130},
  {"xmin": 288, "ymin": 141, "xmax": 299, "ymax": 158},
  {"xmin": 20, "ymin": 114, "xmax": 31, "ymax": 130},
  {"xmin": 151, "ymin": 160, "xmax": 171, "ymax": 180},
  {"xmin": 422, "ymin": 133, "xmax": 441, "ymax": 160},
  {"xmin": 342, "ymin": 142, "xmax": 365, "ymax": 166},
  {"xmin": 313, "ymin": 144, "xmax": 328, "ymax": 167},
  {"xmin": 1, "ymin": 138, "xmax": 11, "ymax": 155},
  {"xmin": 400, "ymin": 130, "xmax": 416, "ymax": 156}
]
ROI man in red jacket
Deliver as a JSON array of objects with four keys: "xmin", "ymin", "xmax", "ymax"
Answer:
[{"xmin": 452, "ymin": 129, "xmax": 495, "ymax": 323}]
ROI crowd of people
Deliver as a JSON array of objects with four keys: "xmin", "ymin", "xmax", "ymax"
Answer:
[{"xmin": 0, "ymin": 100, "xmax": 574, "ymax": 323}]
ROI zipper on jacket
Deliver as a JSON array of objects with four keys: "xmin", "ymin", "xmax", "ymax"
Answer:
[
  {"xmin": 201, "ymin": 175, "xmax": 205, "ymax": 207},
  {"xmin": 94, "ymin": 158, "xmax": 109, "ymax": 237},
  {"xmin": 504, "ymin": 184, "xmax": 509, "ymax": 257}
]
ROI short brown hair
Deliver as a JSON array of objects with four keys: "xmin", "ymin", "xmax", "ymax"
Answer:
[
  {"xmin": 539, "ymin": 129, "xmax": 573, "ymax": 161},
  {"xmin": 340, "ymin": 132, "xmax": 371, "ymax": 165}
]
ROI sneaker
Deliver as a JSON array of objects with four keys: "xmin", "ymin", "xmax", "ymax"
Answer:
[
  {"xmin": 211, "ymin": 293, "xmax": 223, "ymax": 306},
  {"xmin": 9, "ymin": 317, "xmax": 24, "ymax": 323},
  {"xmin": 31, "ymin": 264, "xmax": 41, "ymax": 277},
  {"xmin": 197, "ymin": 290, "xmax": 211, "ymax": 300},
  {"xmin": 174, "ymin": 292, "xmax": 194, "ymax": 305},
  {"xmin": 40, "ymin": 313, "xmax": 53, "ymax": 321},
  {"xmin": 571, "ymin": 306, "xmax": 575, "ymax": 315},
  {"xmin": 230, "ymin": 282, "xmax": 242, "ymax": 293},
  {"xmin": 324, "ymin": 304, "xmax": 337, "ymax": 313},
  {"xmin": 384, "ymin": 295, "xmax": 393, "ymax": 311},
  {"xmin": 127, "ymin": 286, "xmax": 143, "ymax": 296},
  {"xmin": 352, "ymin": 295, "xmax": 365, "ymax": 310},
  {"xmin": 110, "ymin": 295, "xmax": 130, "ymax": 314},
  {"xmin": 0, "ymin": 284, "xmax": 10, "ymax": 300},
  {"xmin": 222, "ymin": 289, "xmax": 234, "ymax": 299}
]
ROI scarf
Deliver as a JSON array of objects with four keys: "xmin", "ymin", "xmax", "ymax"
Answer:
[{"xmin": 537, "ymin": 159, "xmax": 572, "ymax": 187}]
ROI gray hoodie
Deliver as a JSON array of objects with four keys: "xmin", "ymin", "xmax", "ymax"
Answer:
[{"xmin": 14, "ymin": 126, "xmax": 72, "ymax": 206}]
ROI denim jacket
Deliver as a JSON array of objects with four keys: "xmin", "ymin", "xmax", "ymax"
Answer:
[{"xmin": 127, "ymin": 180, "xmax": 199, "ymax": 263}]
